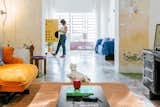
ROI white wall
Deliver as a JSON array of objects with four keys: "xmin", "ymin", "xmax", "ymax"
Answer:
[
  {"xmin": 108, "ymin": 0, "xmax": 116, "ymax": 38},
  {"xmin": 114, "ymin": 0, "xmax": 119, "ymax": 73},
  {"xmin": 149, "ymin": 0, "xmax": 160, "ymax": 49},
  {"xmin": 100, "ymin": 0, "xmax": 110, "ymax": 37},
  {"xmin": 96, "ymin": 0, "xmax": 116, "ymax": 38},
  {"xmin": 55, "ymin": 0, "xmax": 95, "ymax": 13}
]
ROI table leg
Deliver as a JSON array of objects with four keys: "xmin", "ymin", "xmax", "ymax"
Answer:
[
  {"xmin": 44, "ymin": 58, "xmax": 46, "ymax": 75},
  {"xmin": 30, "ymin": 58, "xmax": 33, "ymax": 64},
  {"xmin": 35, "ymin": 59, "xmax": 39, "ymax": 77}
]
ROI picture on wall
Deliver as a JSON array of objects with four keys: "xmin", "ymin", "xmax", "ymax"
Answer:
[{"xmin": 45, "ymin": 19, "xmax": 58, "ymax": 42}]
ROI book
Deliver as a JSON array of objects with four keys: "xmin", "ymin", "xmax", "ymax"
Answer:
[{"xmin": 66, "ymin": 86, "xmax": 94, "ymax": 97}]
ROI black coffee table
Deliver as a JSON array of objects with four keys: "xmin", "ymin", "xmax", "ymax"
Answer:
[{"xmin": 57, "ymin": 85, "xmax": 110, "ymax": 107}]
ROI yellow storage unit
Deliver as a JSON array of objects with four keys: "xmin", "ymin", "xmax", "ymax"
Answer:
[{"xmin": 45, "ymin": 19, "xmax": 58, "ymax": 42}]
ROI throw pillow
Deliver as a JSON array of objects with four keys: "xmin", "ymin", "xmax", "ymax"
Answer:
[
  {"xmin": 0, "ymin": 47, "xmax": 4, "ymax": 65},
  {"xmin": 2, "ymin": 47, "xmax": 14, "ymax": 64}
]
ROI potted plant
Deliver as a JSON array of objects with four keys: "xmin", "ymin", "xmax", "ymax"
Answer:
[{"xmin": 47, "ymin": 42, "xmax": 52, "ymax": 52}]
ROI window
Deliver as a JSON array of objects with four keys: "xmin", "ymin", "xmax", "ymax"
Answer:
[{"xmin": 55, "ymin": 12, "xmax": 97, "ymax": 42}]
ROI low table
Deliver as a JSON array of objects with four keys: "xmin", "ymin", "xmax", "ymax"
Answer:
[{"xmin": 57, "ymin": 85, "xmax": 110, "ymax": 107}]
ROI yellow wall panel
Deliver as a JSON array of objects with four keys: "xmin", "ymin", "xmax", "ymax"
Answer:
[{"xmin": 45, "ymin": 19, "xmax": 58, "ymax": 42}]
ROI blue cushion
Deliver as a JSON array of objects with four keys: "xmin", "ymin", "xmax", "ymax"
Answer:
[
  {"xmin": 95, "ymin": 39, "xmax": 103, "ymax": 53},
  {"xmin": 0, "ymin": 47, "xmax": 4, "ymax": 65}
]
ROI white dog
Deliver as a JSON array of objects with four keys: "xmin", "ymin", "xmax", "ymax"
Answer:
[{"xmin": 67, "ymin": 64, "xmax": 91, "ymax": 83}]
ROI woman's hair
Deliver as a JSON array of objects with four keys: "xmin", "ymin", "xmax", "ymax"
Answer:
[{"xmin": 60, "ymin": 19, "xmax": 66, "ymax": 25}]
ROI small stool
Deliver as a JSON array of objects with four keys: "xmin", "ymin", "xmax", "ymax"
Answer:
[{"xmin": 31, "ymin": 56, "xmax": 46, "ymax": 77}]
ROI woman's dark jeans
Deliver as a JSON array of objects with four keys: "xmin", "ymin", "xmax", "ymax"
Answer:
[{"xmin": 55, "ymin": 34, "xmax": 66, "ymax": 55}]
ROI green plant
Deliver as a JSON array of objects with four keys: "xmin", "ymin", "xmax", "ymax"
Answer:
[
  {"xmin": 120, "ymin": 73, "xmax": 142, "ymax": 80},
  {"xmin": 123, "ymin": 52, "xmax": 141, "ymax": 62},
  {"xmin": 23, "ymin": 43, "xmax": 30, "ymax": 49},
  {"xmin": 47, "ymin": 42, "xmax": 52, "ymax": 46}
]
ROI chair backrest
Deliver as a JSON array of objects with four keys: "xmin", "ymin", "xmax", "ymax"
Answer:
[{"xmin": 29, "ymin": 45, "xmax": 34, "ymax": 64}]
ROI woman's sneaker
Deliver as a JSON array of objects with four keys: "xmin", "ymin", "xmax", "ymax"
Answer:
[
  {"xmin": 60, "ymin": 55, "xmax": 65, "ymax": 58},
  {"xmin": 52, "ymin": 53, "xmax": 56, "ymax": 57}
]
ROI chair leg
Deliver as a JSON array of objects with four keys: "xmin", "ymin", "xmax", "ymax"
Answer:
[{"xmin": 44, "ymin": 58, "xmax": 46, "ymax": 75}]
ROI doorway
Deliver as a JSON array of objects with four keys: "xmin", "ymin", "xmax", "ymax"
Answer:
[
  {"xmin": 54, "ymin": 12, "xmax": 97, "ymax": 51},
  {"xmin": 41, "ymin": 0, "xmax": 119, "ymax": 71}
]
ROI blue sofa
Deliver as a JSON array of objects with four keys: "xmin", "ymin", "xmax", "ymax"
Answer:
[{"xmin": 95, "ymin": 38, "xmax": 114, "ymax": 56}]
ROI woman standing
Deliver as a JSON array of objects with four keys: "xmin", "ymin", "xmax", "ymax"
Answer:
[{"xmin": 52, "ymin": 19, "xmax": 68, "ymax": 58}]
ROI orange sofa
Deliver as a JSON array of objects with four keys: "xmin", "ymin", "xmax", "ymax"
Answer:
[{"xmin": 0, "ymin": 47, "xmax": 38, "ymax": 92}]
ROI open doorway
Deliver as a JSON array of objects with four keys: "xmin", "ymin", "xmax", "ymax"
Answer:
[
  {"xmin": 41, "ymin": 0, "xmax": 118, "ymax": 75},
  {"xmin": 54, "ymin": 12, "xmax": 97, "ymax": 51}
]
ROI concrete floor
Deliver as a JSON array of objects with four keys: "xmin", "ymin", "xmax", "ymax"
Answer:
[{"xmin": 35, "ymin": 50, "xmax": 159, "ymax": 107}]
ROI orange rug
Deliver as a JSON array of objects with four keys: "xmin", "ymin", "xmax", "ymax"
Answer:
[{"xmin": 9, "ymin": 82, "xmax": 154, "ymax": 107}]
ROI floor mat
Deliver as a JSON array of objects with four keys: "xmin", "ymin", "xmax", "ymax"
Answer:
[{"xmin": 70, "ymin": 42, "xmax": 94, "ymax": 50}]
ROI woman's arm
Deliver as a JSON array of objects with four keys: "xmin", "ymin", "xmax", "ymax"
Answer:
[
  {"xmin": 63, "ymin": 26, "xmax": 67, "ymax": 34},
  {"xmin": 59, "ymin": 26, "xmax": 67, "ymax": 34}
]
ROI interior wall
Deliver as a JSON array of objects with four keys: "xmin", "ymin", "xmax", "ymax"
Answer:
[
  {"xmin": 119, "ymin": 0, "xmax": 149, "ymax": 73},
  {"xmin": 54, "ymin": 0, "xmax": 95, "ymax": 12},
  {"xmin": 96, "ymin": 0, "xmax": 116, "ymax": 38},
  {"xmin": 108, "ymin": 0, "xmax": 116, "ymax": 38},
  {"xmin": 0, "ymin": 0, "xmax": 42, "ymax": 55},
  {"xmin": 115, "ymin": 0, "xmax": 119, "ymax": 73},
  {"xmin": 99, "ymin": 0, "xmax": 110, "ymax": 38}
]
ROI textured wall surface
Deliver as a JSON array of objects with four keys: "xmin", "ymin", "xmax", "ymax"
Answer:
[
  {"xmin": 0, "ymin": 0, "xmax": 42, "ymax": 55},
  {"xmin": 119, "ymin": 0, "xmax": 149, "ymax": 73}
]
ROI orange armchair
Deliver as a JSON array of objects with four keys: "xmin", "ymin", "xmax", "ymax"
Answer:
[
  {"xmin": 2, "ymin": 47, "xmax": 24, "ymax": 64},
  {"xmin": 0, "ymin": 47, "xmax": 38, "ymax": 104}
]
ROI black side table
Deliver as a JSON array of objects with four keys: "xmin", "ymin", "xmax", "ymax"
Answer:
[{"xmin": 57, "ymin": 85, "xmax": 110, "ymax": 107}]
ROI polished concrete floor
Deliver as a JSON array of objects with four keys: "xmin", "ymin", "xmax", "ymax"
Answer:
[{"xmin": 35, "ymin": 50, "xmax": 159, "ymax": 107}]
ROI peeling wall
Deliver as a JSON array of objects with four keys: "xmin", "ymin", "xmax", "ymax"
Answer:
[{"xmin": 119, "ymin": 0, "xmax": 149, "ymax": 73}]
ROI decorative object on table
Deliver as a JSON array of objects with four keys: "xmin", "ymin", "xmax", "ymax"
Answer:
[
  {"xmin": 73, "ymin": 80, "xmax": 81, "ymax": 89},
  {"xmin": 58, "ymin": 85, "xmax": 109, "ymax": 107},
  {"xmin": 67, "ymin": 63, "xmax": 91, "ymax": 83},
  {"xmin": 66, "ymin": 86, "xmax": 94, "ymax": 99}
]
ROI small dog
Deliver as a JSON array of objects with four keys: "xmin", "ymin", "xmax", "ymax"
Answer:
[{"xmin": 67, "ymin": 64, "xmax": 91, "ymax": 83}]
